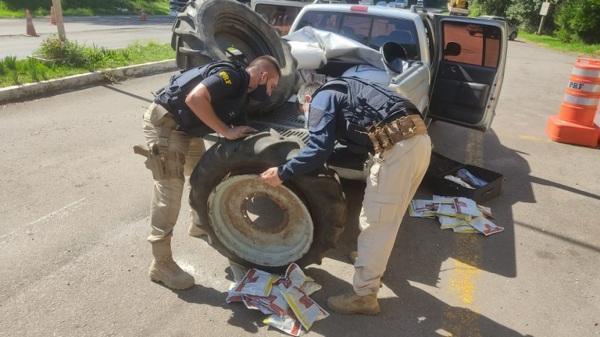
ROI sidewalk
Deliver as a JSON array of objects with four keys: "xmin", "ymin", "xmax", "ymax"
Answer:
[{"xmin": 0, "ymin": 15, "xmax": 174, "ymax": 59}]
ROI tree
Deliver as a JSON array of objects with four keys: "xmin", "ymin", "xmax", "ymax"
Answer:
[
  {"xmin": 471, "ymin": 0, "xmax": 561, "ymax": 35},
  {"xmin": 469, "ymin": 0, "xmax": 510, "ymax": 16},
  {"xmin": 505, "ymin": 0, "xmax": 558, "ymax": 33},
  {"xmin": 555, "ymin": 0, "xmax": 600, "ymax": 43}
]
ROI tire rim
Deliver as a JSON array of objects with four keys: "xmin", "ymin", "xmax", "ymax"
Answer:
[{"xmin": 208, "ymin": 174, "xmax": 313, "ymax": 266}]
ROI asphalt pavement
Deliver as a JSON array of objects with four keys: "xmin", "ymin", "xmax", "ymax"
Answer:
[
  {"xmin": 0, "ymin": 15, "xmax": 174, "ymax": 59},
  {"xmin": 0, "ymin": 40, "xmax": 599, "ymax": 337}
]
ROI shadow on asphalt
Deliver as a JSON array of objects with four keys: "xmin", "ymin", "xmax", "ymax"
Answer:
[
  {"xmin": 102, "ymin": 84, "xmax": 154, "ymax": 104},
  {"xmin": 528, "ymin": 175, "xmax": 600, "ymax": 201},
  {"xmin": 171, "ymin": 121, "xmax": 537, "ymax": 336},
  {"xmin": 175, "ymin": 122, "xmax": 535, "ymax": 336},
  {"xmin": 175, "ymin": 285, "xmax": 264, "ymax": 334},
  {"xmin": 309, "ymin": 122, "xmax": 534, "ymax": 336},
  {"xmin": 305, "ymin": 268, "xmax": 532, "ymax": 337}
]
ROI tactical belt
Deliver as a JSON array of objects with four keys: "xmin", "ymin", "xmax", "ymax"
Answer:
[{"xmin": 367, "ymin": 114, "xmax": 428, "ymax": 154}]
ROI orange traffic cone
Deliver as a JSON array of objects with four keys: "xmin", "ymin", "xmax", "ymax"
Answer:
[
  {"xmin": 50, "ymin": 6, "xmax": 57, "ymax": 25},
  {"xmin": 25, "ymin": 9, "xmax": 39, "ymax": 37},
  {"xmin": 546, "ymin": 57, "xmax": 600, "ymax": 148},
  {"xmin": 140, "ymin": 9, "xmax": 148, "ymax": 21}
]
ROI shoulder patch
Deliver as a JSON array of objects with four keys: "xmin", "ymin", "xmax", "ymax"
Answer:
[{"xmin": 219, "ymin": 71, "xmax": 232, "ymax": 85}]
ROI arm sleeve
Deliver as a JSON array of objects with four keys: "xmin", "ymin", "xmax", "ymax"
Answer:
[
  {"xmin": 277, "ymin": 91, "xmax": 339, "ymax": 181},
  {"xmin": 201, "ymin": 70, "xmax": 242, "ymax": 101}
]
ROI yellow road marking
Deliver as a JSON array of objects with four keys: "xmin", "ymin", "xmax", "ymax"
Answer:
[
  {"xmin": 442, "ymin": 235, "xmax": 482, "ymax": 337},
  {"xmin": 441, "ymin": 131, "xmax": 483, "ymax": 336},
  {"xmin": 518, "ymin": 134, "xmax": 550, "ymax": 142}
]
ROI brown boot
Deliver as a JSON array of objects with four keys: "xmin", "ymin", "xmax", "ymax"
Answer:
[
  {"xmin": 327, "ymin": 292, "xmax": 380, "ymax": 315},
  {"xmin": 149, "ymin": 238, "xmax": 195, "ymax": 290}
]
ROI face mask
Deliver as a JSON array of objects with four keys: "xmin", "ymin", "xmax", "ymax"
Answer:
[{"xmin": 249, "ymin": 84, "xmax": 270, "ymax": 102}]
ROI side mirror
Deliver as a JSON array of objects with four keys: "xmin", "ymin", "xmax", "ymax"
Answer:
[{"xmin": 443, "ymin": 42, "xmax": 461, "ymax": 56}]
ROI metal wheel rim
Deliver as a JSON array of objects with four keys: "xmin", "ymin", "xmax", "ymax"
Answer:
[{"xmin": 207, "ymin": 174, "xmax": 313, "ymax": 266}]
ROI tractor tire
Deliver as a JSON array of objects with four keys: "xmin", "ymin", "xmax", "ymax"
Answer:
[
  {"xmin": 171, "ymin": 0, "xmax": 297, "ymax": 115},
  {"xmin": 189, "ymin": 131, "xmax": 347, "ymax": 272}
]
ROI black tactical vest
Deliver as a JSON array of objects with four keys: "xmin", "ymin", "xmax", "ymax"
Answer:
[
  {"xmin": 154, "ymin": 61, "xmax": 249, "ymax": 137},
  {"xmin": 313, "ymin": 77, "xmax": 420, "ymax": 151}
]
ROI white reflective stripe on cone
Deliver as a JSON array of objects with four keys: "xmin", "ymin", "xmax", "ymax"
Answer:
[
  {"xmin": 568, "ymin": 81, "xmax": 600, "ymax": 94},
  {"xmin": 564, "ymin": 93, "xmax": 600, "ymax": 106},
  {"xmin": 572, "ymin": 67, "xmax": 600, "ymax": 78}
]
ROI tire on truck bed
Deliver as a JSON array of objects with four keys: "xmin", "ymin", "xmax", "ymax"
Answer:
[
  {"xmin": 189, "ymin": 132, "xmax": 347, "ymax": 272},
  {"xmin": 171, "ymin": 0, "xmax": 297, "ymax": 115}
]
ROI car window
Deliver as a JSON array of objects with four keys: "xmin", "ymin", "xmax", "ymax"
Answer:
[
  {"xmin": 297, "ymin": 10, "xmax": 420, "ymax": 60},
  {"xmin": 442, "ymin": 21, "xmax": 501, "ymax": 68},
  {"xmin": 296, "ymin": 11, "xmax": 342, "ymax": 32},
  {"xmin": 339, "ymin": 14, "xmax": 371, "ymax": 45},
  {"xmin": 369, "ymin": 16, "xmax": 419, "ymax": 58},
  {"xmin": 255, "ymin": 4, "xmax": 302, "ymax": 35}
]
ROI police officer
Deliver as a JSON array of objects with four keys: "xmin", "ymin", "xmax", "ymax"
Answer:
[
  {"xmin": 260, "ymin": 78, "xmax": 431, "ymax": 315},
  {"xmin": 139, "ymin": 56, "xmax": 281, "ymax": 290}
]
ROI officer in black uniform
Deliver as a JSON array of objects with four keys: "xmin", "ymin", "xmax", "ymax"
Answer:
[
  {"xmin": 261, "ymin": 77, "xmax": 431, "ymax": 315},
  {"xmin": 138, "ymin": 56, "xmax": 281, "ymax": 290}
]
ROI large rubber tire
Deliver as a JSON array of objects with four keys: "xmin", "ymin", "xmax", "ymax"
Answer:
[
  {"xmin": 171, "ymin": 0, "xmax": 297, "ymax": 115},
  {"xmin": 189, "ymin": 132, "xmax": 347, "ymax": 272}
]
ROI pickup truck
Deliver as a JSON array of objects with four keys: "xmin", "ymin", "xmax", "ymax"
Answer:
[{"xmin": 170, "ymin": 0, "xmax": 507, "ymax": 271}]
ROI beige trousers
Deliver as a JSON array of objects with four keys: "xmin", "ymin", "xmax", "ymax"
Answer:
[
  {"xmin": 353, "ymin": 134, "xmax": 432, "ymax": 295},
  {"xmin": 142, "ymin": 103, "xmax": 205, "ymax": 243}
]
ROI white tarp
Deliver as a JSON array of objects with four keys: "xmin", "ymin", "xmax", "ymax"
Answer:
[{"xmin": 284, "ymin": 27, "xmax": 386, "ymax": 70}]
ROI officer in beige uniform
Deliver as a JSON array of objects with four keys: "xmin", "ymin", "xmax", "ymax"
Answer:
[
  {"xmin": 137, "ymin": 56, "xmax": 281, "ymax": 290},
  {"xmin": 260, "ymin": 78, "xmax": 431, "ymax": 315}
]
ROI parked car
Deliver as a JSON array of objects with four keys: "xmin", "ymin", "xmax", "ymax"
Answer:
[
  {"xmin": 289, "ymin": 3, "xmax": 507, "ymax": 126},
  {"xmin": 479, "ymin": 15, "xmax": 518, "ymax": 40}
]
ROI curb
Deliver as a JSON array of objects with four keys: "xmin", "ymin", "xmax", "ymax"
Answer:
[{"xmin": 0, "ymin": 59, "xmax": 177, "ymax": 105}]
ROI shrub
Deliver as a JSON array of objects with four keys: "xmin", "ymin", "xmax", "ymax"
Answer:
[
  {"xmin": 39, "ymin": 37, "xmax": 102, "ymax": 69},
  {"xmin": 555, "ymin": 0, "xmax": 600, "ymax": 43},
  {"xmin": 505, "ymin": 0, "xmax": 558, "ymax": 33},
  {"xmin": 1, "ymin": 0, "xmax": 169, "ymax": 15},
  {"xmin": 25, "ymin": 58, "xmax": 48, "ymax": 82},
  {"xmin": 2, "ymin": 56, "xmax": 20, "ymax": 84},
  {"xmin": 469, "ymin": 0, "xmax": 510, "ymax": 16}
]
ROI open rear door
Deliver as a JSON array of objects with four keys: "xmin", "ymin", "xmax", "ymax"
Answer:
[{"xmin": 427, "ymin": 16, "xmax": 507, "ymax": 131}]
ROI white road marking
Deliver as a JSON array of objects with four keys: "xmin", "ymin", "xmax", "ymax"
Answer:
[
  {"xmin": 26, "ymin": 198, "xmax": 87, "ymax": 227},
  {"xmin": 0, "ymin": 198, "xmax": 87, "ymax": 242}
]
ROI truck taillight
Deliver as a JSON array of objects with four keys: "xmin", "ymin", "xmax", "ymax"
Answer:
[{"xmin": 350, "ymin": 5, "xmax": 368, "ymax": 12}]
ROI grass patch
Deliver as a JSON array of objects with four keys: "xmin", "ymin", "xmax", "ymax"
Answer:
[
  {"xmin": 520, "ymin": 32, "xmax": 600, "ymax": 57},
  {"xmin": 0, "ymin": 2, "xmax": 29, "ymax": 17},
  {"xmin": 0, "ymin": 38, "xmax": 174, "ymax": 88},
  {"xmin": 0, "ymin": 0, "xmax": 169, "ymax": 17}
]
